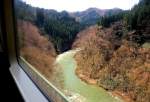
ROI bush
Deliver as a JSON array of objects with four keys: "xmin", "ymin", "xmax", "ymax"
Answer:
[{"xmin": 99, "ymin": 75, "xmax": 119, "ymax": 90}]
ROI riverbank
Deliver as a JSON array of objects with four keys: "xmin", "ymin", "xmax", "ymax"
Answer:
[
  {"xmin": 74, "ymin": 50, "xmax": 134, "ymax": 102},
  {"xmin": 75, "ymin": 67, "xmax": 132, "ymax": 102},
  {"xmin": 112, "ymin": 91, "xmax": 133, "ymax": 102},
  {"xmin": 75, "ymin": 68, "xmax": 97, "ymax": 85},
  {"xmin": 77, "ymin": 66, "xmax": 136, "ymax": 102}
]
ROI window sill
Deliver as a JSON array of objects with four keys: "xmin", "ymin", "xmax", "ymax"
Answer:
[{"xmin": 9, "ymin": 62, "xmax": 49, "ymax": 102}]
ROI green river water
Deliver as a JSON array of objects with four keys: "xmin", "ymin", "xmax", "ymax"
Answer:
[{"xmin": 55, "ymin": 49, "xmax": 123, "ymax": 102}]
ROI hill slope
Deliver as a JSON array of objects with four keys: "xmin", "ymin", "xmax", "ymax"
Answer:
[
  {"xmin": 73, "ymin": 23, "xmax": 150, "ymax": 102},
  {"xmin": 17, "ymin": 20, "xmax": 56, "ymax": 79}
]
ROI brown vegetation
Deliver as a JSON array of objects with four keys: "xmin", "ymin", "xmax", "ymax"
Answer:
[
  {"xmin": 73, "ymin": 23, "xmax": 150, "ymax": 102},
  {"xmin": 17, "ymin": 20, "xmax": 56, "ymax": 79}
]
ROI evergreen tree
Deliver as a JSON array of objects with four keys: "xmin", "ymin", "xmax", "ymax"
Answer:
[{"xmin": 36, "ymin": 8, "xmax": 44, "ymax": 27}]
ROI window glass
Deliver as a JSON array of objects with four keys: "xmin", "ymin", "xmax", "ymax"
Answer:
[{"xmin": 14, "ymin": 0, "xmax": 150, "ymax": 102}]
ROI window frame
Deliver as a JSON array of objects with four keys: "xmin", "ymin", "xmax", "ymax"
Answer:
[{"xmin": 3, "ymin": 0, "xmax": 69, "ymax": 102}]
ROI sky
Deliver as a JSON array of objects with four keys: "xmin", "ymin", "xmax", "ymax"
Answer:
[{"xmin": 22, "ymin": 0, "xmax": 139, "ymax": 12}]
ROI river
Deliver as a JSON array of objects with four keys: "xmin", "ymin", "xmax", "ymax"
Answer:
[{"xmin": 54, "ymin": 49, "xmax": 123, "ymax": 102}]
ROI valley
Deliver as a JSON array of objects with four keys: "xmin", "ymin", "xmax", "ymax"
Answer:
[{"xmin": 15, "ymin": 0, "xmax": 150, "ymax": 102}]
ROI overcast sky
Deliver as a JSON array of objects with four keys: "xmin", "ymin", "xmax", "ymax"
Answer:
[{"xmin": 22, "ymin": 0, "xmax": 139, "ymax": 12}]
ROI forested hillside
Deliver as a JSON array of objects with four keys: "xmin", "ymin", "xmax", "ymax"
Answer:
[
  {"xmin": 124, "ymin": 0, "xmax": 150, "ymax": 45},
  {"xmin": 15, "ymin": 0, "xmax": 83, "ymax": 53},
  {"xmin": 18, "ymin": 20, "xmax": 56, "ymax": 79},
  {"xmin": 73, "ymin": 0, "xmax": 150, "ymax": 102},
  {"xmin": 98, "ymin": 0, "xmax": 150, "ymax": 44}
]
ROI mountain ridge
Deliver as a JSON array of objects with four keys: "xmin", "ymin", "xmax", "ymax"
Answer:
[{"xmin": 69, "ymin": 8, "xmax": 123, "ymax": 26}]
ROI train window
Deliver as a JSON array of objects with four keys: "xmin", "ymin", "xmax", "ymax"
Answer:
[{"xmin": 14, "ymin": 0, "xmax": 150, "ymax": 102}]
